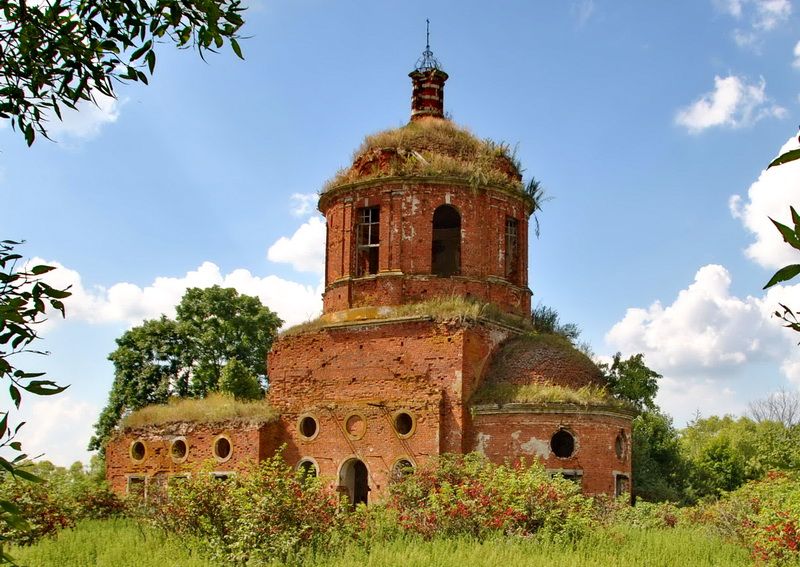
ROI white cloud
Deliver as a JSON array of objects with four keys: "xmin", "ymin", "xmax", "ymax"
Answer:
[
  {"xmin": 289, "ymin": 193, "xmax": 318, "ymax": 217},
  {"xmin": 675, "ymin": 75, "xmax": 785, "ymax": 133},
  {"xmin": 47, "ymin": 91, "xmax": 121, "ymax": 141},
  {"xmin": 267, "ymin": 216, "xmax": 326, "ymax": 274},
  {"xmin": 14, "ymin": 395, "xmax": 97, "ymax": 466},
  {"xmin": 605, "ymin": 263, "xmax": 800, "ymax": 420},
  {"xmin": 794, "ymin": 40, "xmax": 800, "ymax": 68},
  {"xmin": 715, "ymin": 0, "xmax": 791, "ymax": 46},
  {"xmin": 729, "ymin": 134, "xmax": 800, "ymax": 269},
  {"xmin": 34, "ymin": 259, "xmax": 323, "ymax": 329}
]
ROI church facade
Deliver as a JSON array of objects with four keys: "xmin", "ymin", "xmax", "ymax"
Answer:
[{"xmin": 106, "ymin": 47, "xmax": 633, "ymax": 505}]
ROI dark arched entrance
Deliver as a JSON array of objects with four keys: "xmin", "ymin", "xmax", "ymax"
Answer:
[
  {"xmin": 339, "ymin": 458, "xmax": 369, "ymax": 508},
  {"xmin": 431, "ymin": 205, "xmax": 461, "ymax": 276}
]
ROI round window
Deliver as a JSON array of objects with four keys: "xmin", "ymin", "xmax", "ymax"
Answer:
[
  {"xmin": 130, "ymin": 440, "xmax": 146, "ymax": 462},
  {"xmin": 298, "ymin": 415, "xmax": 319, "ymax": 440},
  {"xmin": 551, "ymin": 429, "xmax": 576, "ymax": 459},
  {"xmin": 213, "ymin": 435, "xmax": 232, "ymax": 462},
  {"xmin": 170, "ymin": 438, "xmax": 188, "ymax": 463},
  {"xmin": 393, "ymin": 411, "xmax": 415, "ymax": 437}
]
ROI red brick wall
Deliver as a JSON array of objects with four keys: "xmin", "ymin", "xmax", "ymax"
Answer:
[
  {"xmin": 320, "ymin": 180, "xmax": 532, "ymax": 316},
  {"xmin": 105, "ymin": 422, "xmax": 278, "ymax": 496},
  {"xmin": 471, "ymin": 407, "xmax": 633, "ymax": 497},
  {"xmin": 268, "ymin": 318, "xmax": 513, "ymax": 497}
]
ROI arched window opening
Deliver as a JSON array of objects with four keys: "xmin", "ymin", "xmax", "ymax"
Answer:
[
  {"xmin": 339, "ymin": 458, "xmax": 369, "ymax": 508},
  {"xmin": 505, "ymin": 216, "xmax": 519, "ymax": 281},
  {"xmin": 355, "ymin": 206, "xmax": 380, "ymax": 276},
  {"xmin": 431, "ymin": 205, "xmax": 461, "ymax": 276}
]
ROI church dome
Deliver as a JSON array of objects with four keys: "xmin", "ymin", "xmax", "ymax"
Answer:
[
  {"xmin": 481, "ymin": 334, "xmax": 606, "ymax": 391},
  {"xmin": 322, "ymin": 118, "xmax": 524, "ymax": 195}
]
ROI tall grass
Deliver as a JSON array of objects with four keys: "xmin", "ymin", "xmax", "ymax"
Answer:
[
  {"xmin": 470, "ymin": 381, "xmax": 624, "ymax": 408},
  {"xmin": 14, "ymin": 520, "xmax": 750, "ymax": 567},
  {"xmin": 120, "ymin": 392, "xmax": 277, "ymax": 430},
  {"xmin": 10, "ymin": 518, "xmax": 213, "ymax": 567}
]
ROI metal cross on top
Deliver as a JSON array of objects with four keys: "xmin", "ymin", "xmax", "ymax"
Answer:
[{"xmin": 415, "ymin": 18, "xmax": 443, "ymax": 72}]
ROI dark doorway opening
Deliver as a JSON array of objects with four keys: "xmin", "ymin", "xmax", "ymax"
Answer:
[
  {"xmin": 431, "ymin": 205, "xmax": 461, "ymax": 276},
  {"xmin": 340, "ymin": 458, "xmax": 369, "ymax": 508}
]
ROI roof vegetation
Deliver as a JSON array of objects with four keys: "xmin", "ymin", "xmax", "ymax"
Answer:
[
  {"xmin": 322, "ymin": 119, "xmax": 525, "ymax": 194},
  {"xmin": 470, "ymin": 381, "xmax": 630, "ymax": 409},
  {"xmin": 281, "ymin": 296, "xmax": 532, "ymax": 337},
  {"xmin": 120, "ymin": 392, "xmax": 278, "ymax": 430}
]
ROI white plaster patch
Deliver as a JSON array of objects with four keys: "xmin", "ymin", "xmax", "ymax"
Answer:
[
  {"xmin": 520, "ymin": 436, "xmax": 550, "ymax": 458},
  {"xmin": 402, "ymin": 223, "xmax": 416, "ymax": 241},
  {"xmin": 475, "ymin": 432, "xmax": 491, "ymax": 455},
  {"xmin": 454, "ymin": 370, "xmax": 462, "ymax": 390},
  {"xmin": 445, "ymin": 193, "xmax": 451, "ymax": 204}
]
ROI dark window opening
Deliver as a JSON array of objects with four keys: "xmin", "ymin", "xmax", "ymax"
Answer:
[
  {"xmin": 556, "ymin": 471, "xmax": 583, "ymax": 485},
  {"xmin": 431, "ymin": 205, "xmax": 461, "ymax": 276},
  {"xmin": 130, "ymin": 440, "xmax": 145, "ymax": 462},
  {"xmin": 505, "ymin": 216, "xmax": 519, "ymax": 281},
  {"xmin": 339, "ymin": 458, "xmax": 370, "ymax": 509},
  {"xmin": 615, "ymin": 474, "xmax": 630, "ymax": 497},
  {"xmin": 551, "ymin": 429, "xmax": 576, "ymax": 458},
  {"xmin": 214, "ymin": 437, "xmax": 232, "ymax": 461},
  {"xmin": 171, "ymin": 439, "xmax": 187, "ymax": 461},
  {"xmin": 356, "ymin": 206, "xmax": 380, "ymax": 276},
  {"xmin": 300, "ymin": 416, "xmax": 319, "ymax": 439},
  {"xmin": 391, "ymin": 459, "xmax": 414, "ymax": 482},
  {"xmin": 394, "ymin": 412, "xmax": 414, "ymax": 436},
  {"xmin": 212, "ymin": 473, "xmax": 232, "ymax": 481},
  {"xmin": 298, "ymin": 459, "xmax": 318, "ymax": 478}
]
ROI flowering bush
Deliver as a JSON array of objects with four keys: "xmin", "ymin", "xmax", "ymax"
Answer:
[
  {"xmin": 697, "ymin": 470, "xmax": 800, "ymax": 565},
  {"xmin": 152, "ymin": 454, "xmax": 343, "ymax": 565},
  {"xmin": 386, "ymin": 454, "xmax": 592, "ymax": 542}
]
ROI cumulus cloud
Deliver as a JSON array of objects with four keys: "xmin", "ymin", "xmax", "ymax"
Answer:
[
  {"xmin": 605, "ymin": 263, "xmax": 800, "ymax": 419},
  {"xmin": 47, "ymin": 91, "xmax": 121, "ymax": 142},
  {"xmin": 729, "ymin": 134, "xmax": 800, "ymax": 269},
  {"xmin": 289, "ymin": 193, "xmax": 318, "ymax": 217},
  {"xmin": 15, "ymin": 395, "xmax": 98, "ymax": 466},
  {"xmin": 34, "ymin": 259, "xmax": 323, "ymax": 329},
  {"xmin": 675, "ymin": 75, "xmax": 785, "ymax": 133},
  {"xmin": 267, "ymin": 216, "xmax": 326, "ymax": 274}
]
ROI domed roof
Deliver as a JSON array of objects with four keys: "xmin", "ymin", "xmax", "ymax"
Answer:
[
  {"xmin": 482, "ymin": 334, "xmax": 605, "ymax": 391},
  {"xmin": 322, "ymin": 118, "xmax": 525, "ymax": 194}
]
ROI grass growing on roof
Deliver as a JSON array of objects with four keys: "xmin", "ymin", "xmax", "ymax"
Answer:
[
  {"xmin": 120, "ymin": 392, "xmax": 277, "ymax": 429},
  {"xmin": 322, "ymin": 119, "xmax": 525, "ymax": 194},
  {"xmin": 281, "ymin": 296, "xmax": 531, "ymax": 336},
  {"xmin": 471, "ymin": 381, "xmax": 628, "ymax": 408}
]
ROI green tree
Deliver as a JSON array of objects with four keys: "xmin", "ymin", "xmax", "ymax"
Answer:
[
  {"xmin": 219, "ymin": 358, "xmax": 262, "ymax": 400},
  {"xmin": 531, "ymin": 303, "xmax": 580, "ymax": 343},
  {"xmin": 0, "ymin": 240, "xmax": 70, "ymax": 561},
  {"xmin": 631, "ymin": 410, "xmax": 686, "ymax": 503},
  {"xmin": 89, "ymin": 285, "xmax": 281, "ymax": 450},
  {"xmin": 0, "ymin": 0, "xmax": 245, "ymax": 145},
  {"xmin": 600, "ymin": 352, "xmax": 661, "ymax": 412}
]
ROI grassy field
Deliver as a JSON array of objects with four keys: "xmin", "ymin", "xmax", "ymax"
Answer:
[{"xmin": 11, "ymin": 518, "xmax": 752, "ymax": 567}]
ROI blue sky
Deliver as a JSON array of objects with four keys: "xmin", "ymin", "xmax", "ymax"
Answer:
[{"xmin": 3, "ymin": 0, "xmax": 800, "ymax": 465}]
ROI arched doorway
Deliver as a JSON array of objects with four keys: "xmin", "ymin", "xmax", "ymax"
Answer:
[
  {"xmin": 431, "ymin": 205, "xmax": 461, "ymax": 276},
  {"xmin": 339, "ymin": 458, "xmax": 369, "ymax": 508}
]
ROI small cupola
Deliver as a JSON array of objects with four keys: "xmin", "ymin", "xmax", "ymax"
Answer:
[{"xmin": 409, "ymin": 20, "xmax": 448, "ymax": 121}]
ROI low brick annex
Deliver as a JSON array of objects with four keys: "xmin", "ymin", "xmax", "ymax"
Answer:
[{"xmin": 106, "ymin": 44, "xmax": 633, "ymax": 505}]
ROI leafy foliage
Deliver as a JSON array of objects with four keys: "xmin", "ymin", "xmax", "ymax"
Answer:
[
  {"xmin": 531, "ymin": 303, "xmax": 580, "ymax": 343},
  {"xmin": 219, "ymin": 358, "xmax": 262, "ymax": 400},
  {"xmin": 151, "ymin": 453, "xmax": 342, "ymax": 565},
  {"xmin": 0, "ymin": 241, "xmax": 71, "ymax": 562},
  {"xmin": 386, "ymin": 454, "xmax": 592, "ymax": 542},
  {"xmin": 631, "ymin": 411, "xmax": 687, "ymax": 503},
  {"xmin": 0, "ymin": 0, "xmax": 245, "ymax": 145},
  {"xmin": 90, "ymin": 285, "xmax": 281, "ymax": 451},
  {"xmin": 600, "ymin": 353, "xmax": 661, "ymax": 412}
]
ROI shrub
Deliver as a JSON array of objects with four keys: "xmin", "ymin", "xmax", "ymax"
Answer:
[
  {"xmin": 0, "ymin": 478, "xmax": 73, "ymax": 546},
  {"xmin": 696, "ymin": 470, "xmax": 800, "ymax": 565},
  {"xmin": 151, "ymin": 453, "xmax": 343, "ymax": 565},
  {"xmin": 386, "ymin": 454, "xmax": 592, "ymax": 542}
]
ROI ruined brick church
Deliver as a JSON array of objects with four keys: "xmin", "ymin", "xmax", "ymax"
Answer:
[{"xmin": 106, "ymin": 43, "xmax": 633, "ymax": 504}]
